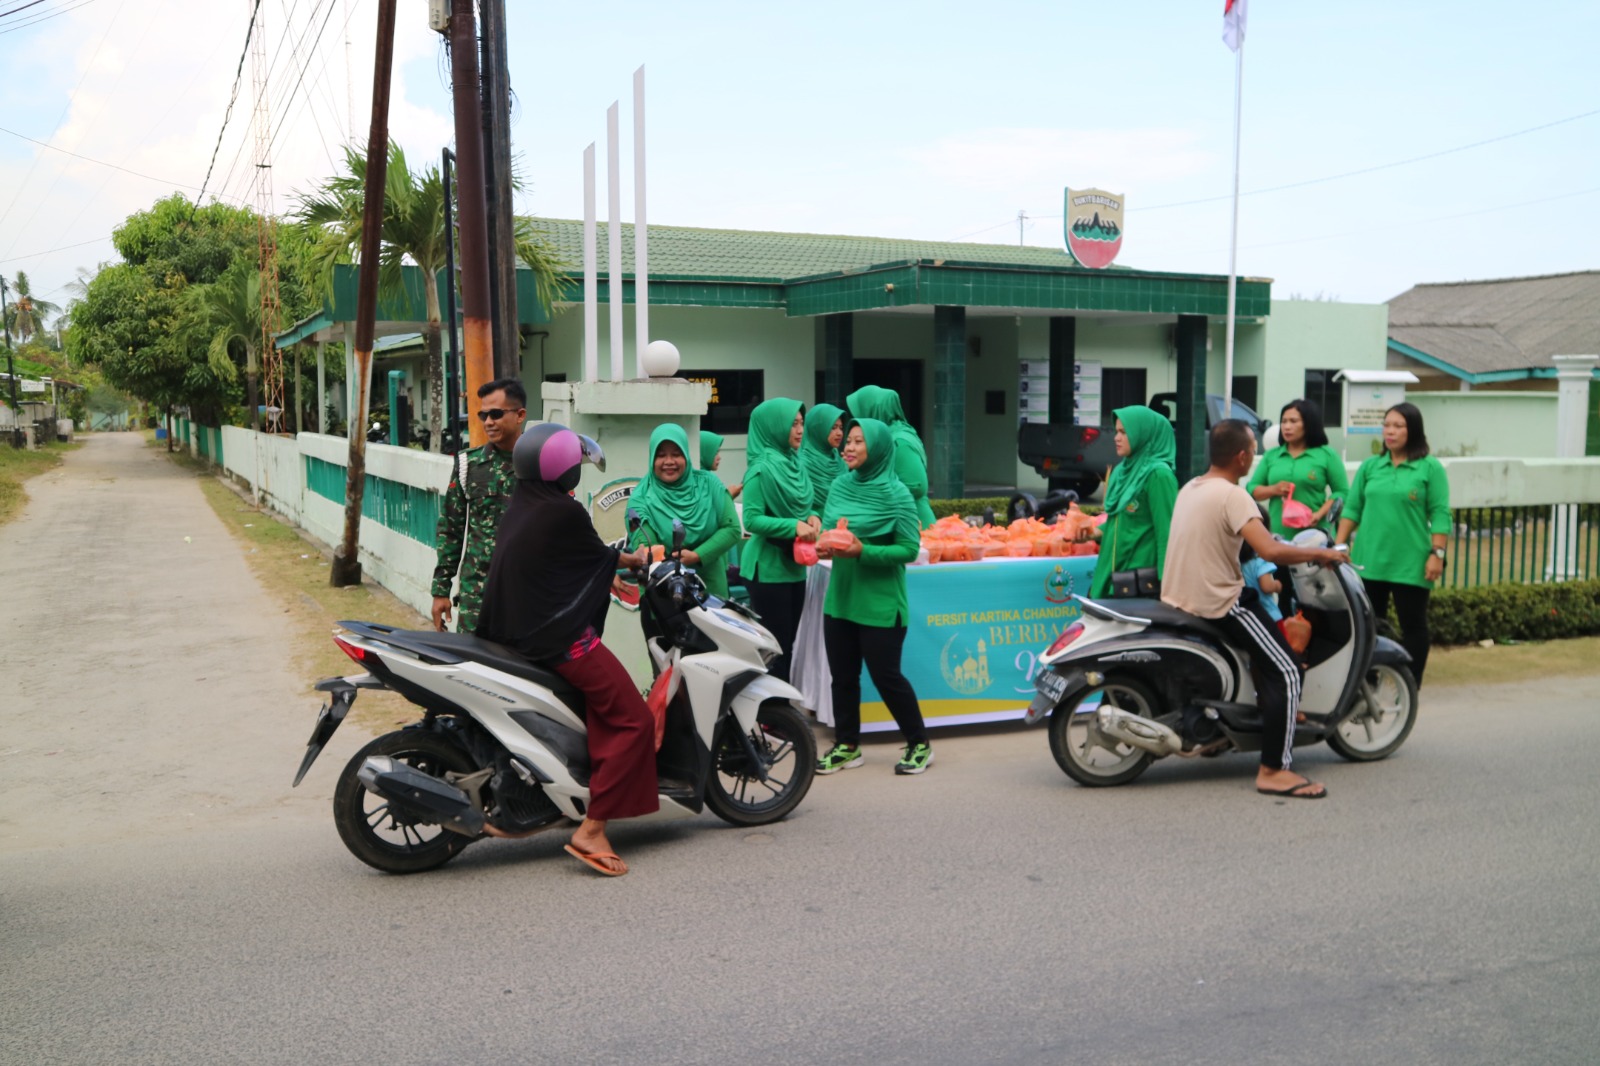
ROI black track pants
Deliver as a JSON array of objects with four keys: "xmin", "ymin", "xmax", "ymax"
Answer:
[{"xmin": 1209, "ymin": 590, "xmax": 1302, "ymax": 772}]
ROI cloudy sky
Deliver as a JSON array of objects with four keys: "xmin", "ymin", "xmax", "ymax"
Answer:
[{"xmin": 0, "ymin": 0, "xmax": 1595, "ymax": 312}]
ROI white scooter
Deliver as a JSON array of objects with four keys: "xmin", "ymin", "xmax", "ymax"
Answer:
[
  {"xmin": 1022, "ymin": 515, "xmax": 1418, "ymax": 786},
  {"xmin": 293, "ymin": 522, "xmax": 816, "ymax": 873}
]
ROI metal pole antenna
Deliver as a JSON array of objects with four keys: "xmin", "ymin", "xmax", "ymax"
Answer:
[{"xmin": 1223, "ymin": 41, "xmax": 1244, "ymax": 413}]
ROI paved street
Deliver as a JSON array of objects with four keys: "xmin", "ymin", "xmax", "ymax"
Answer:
[{"xmin": 3, "ymin": 435, "xmax": 1598, "ymax": 1066}]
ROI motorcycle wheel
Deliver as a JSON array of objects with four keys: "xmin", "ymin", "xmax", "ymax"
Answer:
[
  {"xmin": 1328, "ymin": 663, "xmax": 1418, "ymax": 762},
  {"xmin": 704, "ymin": 701, "xmax": 817, "ymax": 827},
  {"xmin": 1048, "ymin": 677, "xmax": 1160, "ymax": 787},
  {"xmin": 332, "ymin": 729, "xmax": 479, "ymax": 874}
]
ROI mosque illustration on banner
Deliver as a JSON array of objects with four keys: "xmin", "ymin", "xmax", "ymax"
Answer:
[{"xmin": 941, "ymin": 634, "xmax": 992, "ymax": 696}]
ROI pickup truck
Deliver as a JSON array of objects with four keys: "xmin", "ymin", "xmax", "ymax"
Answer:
[{"xmin": 1017, "ymin": 392, "xmax": 1271, "ymax": 497}]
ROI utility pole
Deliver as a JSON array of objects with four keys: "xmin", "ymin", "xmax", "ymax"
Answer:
[
  {"xmin": 450, "ymin": 0, "xmax": 494, "ymax": 446},
  {"xmin": 478, "ymin": 0, "xmax": 519, "ymax": 381},
  {"xmin": 1, "ymin": 275, "xmax": 18, "ymax": 448},
  {"xmin": 442, "ymin": 146, "xmax": 462, "ymax": 452},
  {"xmin": 1017, "ymin": 209, "xmax": 1027, "ymax": 246},
  {"xmin": 330, "ymin": 0, "xmax": 398, "ymax": 589}
]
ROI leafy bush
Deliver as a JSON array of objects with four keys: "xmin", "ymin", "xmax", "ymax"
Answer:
[
  {"xmin": 930, "ymin": 496, "xmax": 1104, "ymax": 524},
  {"xmin": 1428, "ymin": 580, "xmax": 1600, "ymax": 645}
]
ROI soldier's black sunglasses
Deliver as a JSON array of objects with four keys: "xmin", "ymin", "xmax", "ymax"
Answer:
[{"xmin": 476, "ymin": 407, "xmax": 523, "ymax": 422}]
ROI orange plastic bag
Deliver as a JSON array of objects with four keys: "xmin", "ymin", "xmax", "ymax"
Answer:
[
  {"xmin": 1279, "ymin": 612, "xmax": 1312, "ymax": 654},
  {"xmin": 644, "ymin": 664, "xmax": 676, "ymax": 751},
  {"xmin": 817, "ymin": 518, "xmax": 855, "ymax": 553}
]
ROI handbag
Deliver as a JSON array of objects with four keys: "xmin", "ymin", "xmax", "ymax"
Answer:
[{"xmin": 1105, "ymin": 512, "xmax": 1160, "ymax": 599}]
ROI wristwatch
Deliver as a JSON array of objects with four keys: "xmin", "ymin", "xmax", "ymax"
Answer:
[{"xmin": 1431, "ymin": 547, "xmax": 1447, "ymax": 560}]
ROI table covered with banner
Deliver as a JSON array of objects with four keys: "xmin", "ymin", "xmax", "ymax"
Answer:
[{"xmin": 791, "ymin": 555, "xmax": 1099, "ymax": 731}]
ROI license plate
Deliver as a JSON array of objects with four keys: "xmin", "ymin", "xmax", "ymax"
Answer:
[
  {"xmin": 1024, "ymin": 670, "xmax": 1071, "ymax": 724},
  {"xmin": 1035, "ymin": 670, "xmax": 1069, "ymax": 703}
]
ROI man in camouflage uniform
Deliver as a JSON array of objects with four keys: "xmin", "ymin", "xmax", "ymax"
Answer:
[{"xmin": 431, "ymin": 378, "xmax": 529, "ymax": 632}]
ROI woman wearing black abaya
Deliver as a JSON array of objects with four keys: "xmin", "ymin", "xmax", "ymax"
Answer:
[{"xmin": 476, "ymin": 423, "xmax": 659, "ymax": 876}]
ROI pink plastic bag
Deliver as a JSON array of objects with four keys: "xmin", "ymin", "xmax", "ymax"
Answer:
[
  {"xmin": 793, "ymin": 540, "xmax": 819, "ymax": 566},
  {"xmin": 1282, "ymin": 499, "xmax": 1315, "ymax": 529}
]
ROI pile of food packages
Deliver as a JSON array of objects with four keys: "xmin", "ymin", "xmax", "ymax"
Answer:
[{"xmin": 920, "ymin": 507, "xmax": 1104, "ymax": 564}]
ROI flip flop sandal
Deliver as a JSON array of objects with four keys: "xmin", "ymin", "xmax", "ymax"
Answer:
[
  {"xmin": 1256, "ymin": 778, "xmax": 1327, "ymax": 799},
  {"xmin": 564, "ymin": 843, "xmax": 629, "ymax": 876}
]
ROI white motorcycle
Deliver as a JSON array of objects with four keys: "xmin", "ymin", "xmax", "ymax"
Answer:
[
  {"xmin": 1023, "ymin": 519, "xmax": 1418, "ymax": 786},
  {"xmin": 293, "ymin": 523, "xmax": 816, "ymax": 873}
]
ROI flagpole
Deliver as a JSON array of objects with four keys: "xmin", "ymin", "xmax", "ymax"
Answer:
[{"xmin": 1223, "ymin": 38, "xmax": 1243, "ymax": 413}]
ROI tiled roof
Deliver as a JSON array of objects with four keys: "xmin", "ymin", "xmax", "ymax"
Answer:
[
  {"xmin": 526, "ymin": 218, "xmax": 1126, "ymax": 282},
  {"xmin": 1388, "ymin": 270, "xmax": 1600, "ymax": 375}
]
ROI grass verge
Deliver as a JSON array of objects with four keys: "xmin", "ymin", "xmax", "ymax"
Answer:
[
  {"xmin": 164, "ymin": 447, "xmax": 430, "ymax": 734},
  {"xmin": 1, "ymin": 439, "xmax": 82, "ymax": 527},
  {"xmin": 1425, "ymin": 635, "xmax": 1600, "ymax": 689}
]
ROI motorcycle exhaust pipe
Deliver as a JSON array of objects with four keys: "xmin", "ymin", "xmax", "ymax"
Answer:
[
  {"xmin": 1094, "ymin": 707, "xmax": 1185, "ymax": 757},
  {"xmin": 357, "ymin": 756, "xmax": 486, "ymax": 837}
]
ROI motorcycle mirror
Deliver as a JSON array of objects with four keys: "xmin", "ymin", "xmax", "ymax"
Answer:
[
  {"xmin": 671, "ymin": 519, "xmax": 686, "ymax": 552},
  {"xmin": 625, "ymin": 507, "xmax": 643, "ymax": 534}
]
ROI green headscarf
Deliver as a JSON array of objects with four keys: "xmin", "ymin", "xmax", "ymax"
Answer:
[
  {"xmin": 1102, "ymin": 405, "xmax": 1177, "ymax": 515},
  {"xmin": 745, "ymin": 397, "xmax": 813, "ymax": 519},
  {"xmin": 630, "ymin": 423, "xmax": 728, "ymax": 547},
  {"xmin": 801, "ymin": 403, "xmax": 846, "ymax": 508},
  {"xmin": 846, "ymin": 384, "xmax": 929, "ymax": 469},
  {"xmin": 822, "ymin": 418, "xmax": 915, "ymax": 539},
  {"xmin": 699, "ymin": 430, "xmax": 724, "ymax": 472}
]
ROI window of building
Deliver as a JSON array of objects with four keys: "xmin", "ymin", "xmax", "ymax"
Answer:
[
  {"xmin": 1101, "ymin": 367, "xmax": 1147, "ymax": 419},
  {"xmin": 1303, "ymin": 369, "xmax": 1343, "ymax": 426},
  {"xmin": 675, "ymin": 369, "xmax": 765, "ymax": 434},
  {"xmin": 1230, "ymin": 375, "xmax": 1259, "ymax": 412}
]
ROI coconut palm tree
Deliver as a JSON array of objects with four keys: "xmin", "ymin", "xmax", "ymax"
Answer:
[
  {"xmin": 186, "ymin": 262, "xmax": 264, "ymax": 429},
  {"xmin": 4, "ymin": 271, "xmax": 62, "ymax": 344},
  {"xmin": 297, "ymin": 140, "xmax": 567, "ymax": 451}
]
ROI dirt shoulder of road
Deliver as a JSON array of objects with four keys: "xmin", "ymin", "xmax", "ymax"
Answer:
[
  {"xmin": 155, "ymin": 442, "xmax": 430, "ymax": 734},
  {"xmin": 1427, "ymin": 635, "xmax": 1600, "ymax": 689},
  {"xmin": 0, "ymin": 439, "xmax": 81, "ymax": 526}
]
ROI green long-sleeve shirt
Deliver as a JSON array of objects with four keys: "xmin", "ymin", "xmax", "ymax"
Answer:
[
  {"xmin": 737, "ymin": 473, "xmax": 817, "ymax": 584},
  {"xmin": 1246, "ymin": 444, "xmax": 1350, "ymax": 535},
  {"xmin": 629, "ymin": 493, "xmax": 742, "ymax": 600},
  {"xmin": 1344, "ymin": 453, "xmax": 1452, "ymax": 587},
  {"xmin": 822, "ymin": 509, "xmax": 922, "ymax": 628},
  {"xmin": 893, "ymin": 446, "xmax": 937, "ymax": 528},
  {"xmin": 1090, "ymin": 467, "xmax": 1179, "ymax": 599}
]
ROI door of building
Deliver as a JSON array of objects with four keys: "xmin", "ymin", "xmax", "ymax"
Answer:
[{"xmin": 850, "ymin": 359, "xmax": 926, "ymax": 432}]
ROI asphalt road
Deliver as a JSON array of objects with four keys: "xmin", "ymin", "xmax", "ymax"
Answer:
[{"xmin": 3, "ymin": 435, "xmax": 1598, "ymax": 1066}]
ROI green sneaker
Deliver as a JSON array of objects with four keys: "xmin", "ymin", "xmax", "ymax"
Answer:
[
  {"xmin": 895, "ymin": 741, "xmax": 934, "ymax": 775},
  {"xmin": 816, "ymin": 743, "xmax": 863, "ymax": 775}
]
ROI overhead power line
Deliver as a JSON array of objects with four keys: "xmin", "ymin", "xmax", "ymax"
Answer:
[
  {"xmin": 0, "ymin": 0, "xmax": 100, "ymax": 35},
  {"xmin": 0, "ymin": 0, "xmax": 50, "ymax": 18},
  {"xmin": 948, "ymin": 106, "xmax": 1600, "ymax": 241},
  {"xmin": 194, "ymin": 0, "xmax": 265, "ymax": 208},
  {"xmin": 0, "ymin": 235, "xmax": 109, "ymax": 265},
  {"xmin": 0, "ymin": 123, "xmax": 206, "ymax": 191}
]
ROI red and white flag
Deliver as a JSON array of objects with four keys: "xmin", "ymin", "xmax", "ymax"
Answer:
[{"xmin": 1222, "ymin": 0, "xmax": 1247, "ymax": 51}]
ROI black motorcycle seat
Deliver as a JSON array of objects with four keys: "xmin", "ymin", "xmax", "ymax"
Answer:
[
  {"xmin": 338, "ymin": 622, "xmax": 587, "ymax": 711},
  {"xmin": 1092, "ymin": 598, "xmax": 1231, "ymax": 645}
]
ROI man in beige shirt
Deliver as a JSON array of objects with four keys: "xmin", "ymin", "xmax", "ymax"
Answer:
[{"xmin": 1164, "ymin": 421, "xmax": 1346, "ymax": 799}]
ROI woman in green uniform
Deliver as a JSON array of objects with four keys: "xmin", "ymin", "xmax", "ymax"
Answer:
[
  {"xmin": 1335, "ymin": 402, "xmax": 1451, "ymax": 685},
  {"xmin": 699, "ymin": 429, "xmax": 740, "ymax": 499},
  {"xmin": 1082, "ymin": 406, "xmax": 1179, "ymax": 599},
  {"xmin": 628, "ymin": 424, "xmax": 742, "ymax": 601},
  {"xmin": 801, "ymin": 402, "xmax": 847, "ymax": 513},
  {"xmin": 845, "ymin": 384, "xmax": 936, "ymax": 528},
  {"xmin": 737, "ymin": 398, "xmax": 817, "ymax": 681},
  {"xmin": 1248, "ymin": 399, "xmax": 1349, "ymax": 535},
  {"xmin": 815, "ymin": 418, "xmax": 932, "ymax": 776}
]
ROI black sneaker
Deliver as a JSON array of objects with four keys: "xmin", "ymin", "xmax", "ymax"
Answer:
[
  {"xmin": 816, "ymin": 743, "xmax": 864, "ymax": 775},
  {"xmin": 895, "ymin": 742, "xmax": 934, "ymax": 775}
]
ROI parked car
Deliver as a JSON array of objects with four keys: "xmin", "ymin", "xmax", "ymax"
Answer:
[{"xmin": 1017, "ymin": 392, "xmax": 1270, "ymax": 497}]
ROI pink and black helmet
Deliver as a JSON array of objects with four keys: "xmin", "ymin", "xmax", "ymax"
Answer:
[{"xmin": 513, "ymin": 422, "xmax": 605, "ymax": 493}]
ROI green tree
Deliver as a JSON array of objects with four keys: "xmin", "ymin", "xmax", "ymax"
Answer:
[
  {"xmin": 297, "ymin": 141, "xmax": 567, "ymax": 451},
  {"xmin": 3, "ymin": 271, "xmax": 61, "ymax": 344},
  {"xmin": 184, "ymin": 261, "xmax": 266, "ymax": 429}
]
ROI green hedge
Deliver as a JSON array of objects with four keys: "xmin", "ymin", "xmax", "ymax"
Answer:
[
  {"xmin": 929, "ymin": 496, "xmax": 1103, "ymax": 523},
  {"xmin": 1428, "ymin": 579, "xmax": 1600, "ymax": 645}
]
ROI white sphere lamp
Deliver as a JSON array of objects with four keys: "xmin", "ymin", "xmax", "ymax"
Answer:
[{"xmin": 641, "ymin": 339, "xmax": 681, "ymax": 378}]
